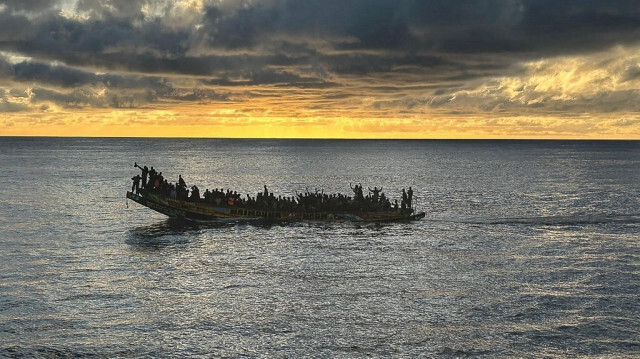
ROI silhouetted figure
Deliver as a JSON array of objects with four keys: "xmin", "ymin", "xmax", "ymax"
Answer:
[
  {"xmin": 401, "ymin": 188, "xmax": 408, "ymax": 208},
  {"xmin": 369, "ymin": 186, "xmax": 382, "ymax": 202},
  {"xmin": 131, "ymin": 174, "xmax": 141, "ymax": 194},
  {"xmin": 128, "ymin": 163, "xmax": 419, "ymax": 217},
  {"xmin": 134, "ymin": 163, "xmax": 148, "ymax": 189},
  {"xmin": 350, "ymin": 183, "xmax": 364, "ymax": 201},
  {"xmin": 383, "ymin": 197, "xmax": 391, "ymax": 211},
  {"xmin": 147, "ymin": 167, "xmax": 157, "ymax": 189},
  {"xmin": 190, "ymin": 185, "xmax": 200, "ymax": 201}
]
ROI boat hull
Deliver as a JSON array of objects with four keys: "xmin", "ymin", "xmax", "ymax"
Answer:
[{"xmin": 126, "ymin": 191, "xmax": 425, "ymax": 223}]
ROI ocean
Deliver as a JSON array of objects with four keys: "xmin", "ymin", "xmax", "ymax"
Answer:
[{"xmin": 0, "ymin": 138, "xmax": 638, "ymax": 358}]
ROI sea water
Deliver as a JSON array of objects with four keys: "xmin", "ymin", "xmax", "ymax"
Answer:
[{"xmin": 0, "ymin": 138, "xmax": 638, "ymax": 358}]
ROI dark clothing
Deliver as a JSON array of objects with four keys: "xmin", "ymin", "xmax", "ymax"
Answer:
[
  {"xmin": 369, "ymin": 187, "xmax": 382, "ymax": 202},
  {"xmin": 135, "ymin": 164, "xmax": 148, "ymax": 188},
  {"xmin": 131, "ymin": 175, "xmax": 141, "ymax": 194},
  {"xmin": 141, "ymin": 167, "xmax": 148, "ymax": 188},
  {"xmin": 129, "ymin": 166, "xmax": 417, "ymax": 215},
  {"xmin": 190, "ymin": 186, "xmax": 200, "ymax": 201}
]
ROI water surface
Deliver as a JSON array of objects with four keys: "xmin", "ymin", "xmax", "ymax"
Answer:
[{"xmin": 0, "ymin": 138, "xmax": 638, "ymax": 357}]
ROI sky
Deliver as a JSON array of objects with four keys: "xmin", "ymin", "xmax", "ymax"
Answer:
[{"xmin": 1, "ymin": 0, "xmax": 640, "ymax": 139}]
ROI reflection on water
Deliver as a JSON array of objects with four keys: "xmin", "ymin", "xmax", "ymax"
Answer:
[
  {"xmin": 126, "ymin": 217, "xmax": 395, "ymax": 243},
  {"xmin": 437, "ymin": 214, "xmax": 640, "ymax": 226},
  {"xmin": 1, "ymin": 138, "xmax": 639, "ymax": 358},
  {"xmin": 125, "ymin": 219, "xmax": 206, "ymax": 248}
]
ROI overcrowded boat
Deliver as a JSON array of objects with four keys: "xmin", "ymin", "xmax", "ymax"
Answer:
[{"xmin": 126, "ymin": 163, "xmax": 426, "ymax": 223}]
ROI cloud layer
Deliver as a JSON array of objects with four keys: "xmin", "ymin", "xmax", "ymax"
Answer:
[{"xmin": 1, "ymin": 0, "xmax": 640, "ymax": 137}]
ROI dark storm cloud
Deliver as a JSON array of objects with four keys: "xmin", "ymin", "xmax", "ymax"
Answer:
[
  {"xmin": 231, "ymin": 0, "xmax": 640, "ymax": 53},
  {"xmin": 515, "ymin": 0, "xmax": 640, "ymax": 53},
  {"xmin": 0, "ymin": 54, "xmax": 229, "ymax": 108},
  {"xmin": 0, "ymin": 55, "xmax": 164, "ymax": 90},
  {"xmin": 201, "ymin": 4, "xmax": 280, "ymax": 49},
  {"xmin": 27, "ymin": 85, "xmax": 227, "ymax": 109},
  {"xmin": 1, "ymin": 0, "xmax": 640, "ymax": 112},
  {"xmin": 11, "ymin": 61, "xmax": 99, "ymax": 87},
  {"xmin": 9, "ymin": 14, "xmax": 191, "ymax": 66},
  {"xmin": 263, "ymin": 0, "xmax": 415, "ymax": 49},
  {"xmin": 26, "ymin": 85, "xmax": 158, "ymax": 109},
  {"xmin": 202, "ymin": 68, "xmax": 334, "ymax": 88},
  {"xmin": 0, "ymin": 11, "xmax": 32, "ymax": 41},
  {"xmin": 4, "ymin": 1, "xmax": 640, "ymax": 71},
  {"xmin": 0, "ymin": 0, "xmax": 60, "ymax": 12},
  {"xmin": 29, "ymin": 87, "xmax": 107, "ymax": 108},
  {"xmin": 75, "ymin": 0, "xmax": 146, "ymax": 19}
]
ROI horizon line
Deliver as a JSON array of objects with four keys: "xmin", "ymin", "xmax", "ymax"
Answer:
[{"xmin": 0, "ymin": 135, "xmax": 638, "ymax": 141}]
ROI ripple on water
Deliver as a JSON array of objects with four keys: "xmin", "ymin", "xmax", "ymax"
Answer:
[{"xmin": 1, "ymin": 139, "xmax": 639, "ymax": 357}]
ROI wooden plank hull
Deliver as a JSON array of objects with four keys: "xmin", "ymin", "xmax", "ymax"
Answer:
[{"xmin": 126, "ymin": 191, "xmax": 425, "ymax": 223}]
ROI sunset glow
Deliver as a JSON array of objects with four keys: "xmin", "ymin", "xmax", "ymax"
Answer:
[{"xmin": 1, "ymin": 1, "xmax": 640, "ymax": 139}]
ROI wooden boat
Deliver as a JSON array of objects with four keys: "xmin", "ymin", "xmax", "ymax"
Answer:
[{"xmin": 126, "ymin": 190, "xmax": 426, "ymax": 223}]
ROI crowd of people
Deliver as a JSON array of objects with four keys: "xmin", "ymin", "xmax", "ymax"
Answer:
[{"xmin": 131, "ymin": 163, "xmax": 414, "ymax": 213}]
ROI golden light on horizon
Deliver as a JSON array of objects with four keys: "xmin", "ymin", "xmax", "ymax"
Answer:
[
  {"xmin": 2, "ymin": 103, "xmax": 639, "ymax": 139},
  {"xmin": 1, "ymin": 2, "xmax": 640, "ymax": 139}
]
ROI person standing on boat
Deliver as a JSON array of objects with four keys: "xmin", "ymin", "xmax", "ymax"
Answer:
[
  {"xmin": 131, "ymin": 174, "xmax": 141, "ymax": 194},
  {"xmin": 369, "ymin": 186, "xmax": 382, "ymax": 202},
  {"xmin": 407, "ymin": 187, "xmax": 413, "ymax": 208},
  {"xmin": 147, "ymin": 167, "xmax": 157, "ymax": 189},
  {"xmin": 156, "ymin": 172, "xmax": 164, "ymax": 189},
  {"xmin": 190, "ymin": 185, "xmax": 200, "ymax": 201},
  {"xmin": 134, "ymin": 163, "xmax": 149, "ymax": 189},
  {"xmin": 401, "ymin": 188, "xmax": 408, "ymax": 209},
  {"xmin": 351, "ymin": 183, "xmax": 364, "ymax": 201},
  {"xmin": 178, "ymin": 175, "xmax": 186, "ymax": 189}
]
